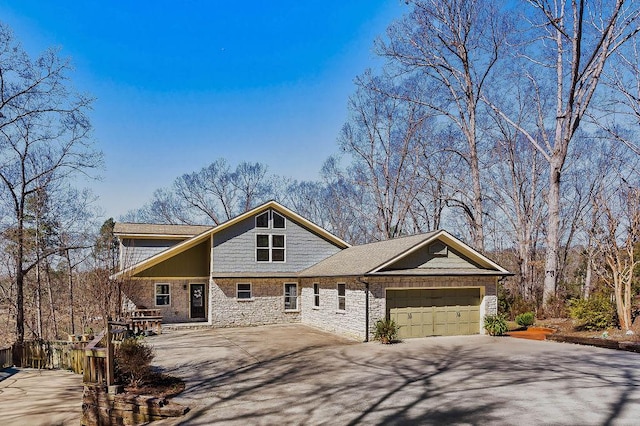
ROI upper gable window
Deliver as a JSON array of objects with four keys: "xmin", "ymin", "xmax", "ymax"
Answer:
[
  {"xmin": 255, "ymin": 210, "xmax": 286, "ymax": 229},
  {"xmin": 256, "ymin": 211, "xmax": 270, "ymax": 228},
  {"xmin": 272, "ymin": 211, "xmax": 285, "ymax": 228}
]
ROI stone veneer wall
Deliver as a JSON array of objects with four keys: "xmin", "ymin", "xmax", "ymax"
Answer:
[
  {"xmin": 127, "ymin": 279, "xmax": 208, "ymax": 323},
  {"xmin": 301, "ymin": 276, "xmax": 498, "ymax": 341},
  {"xmin": 209, "ymin": 278, "xmax": 301, "ymax": 327},
  {"xmin": 300, "ymin": 278, "xmax": 367, "ymax": 341}
]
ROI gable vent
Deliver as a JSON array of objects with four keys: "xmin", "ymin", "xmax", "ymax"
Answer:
[{"xmin": 428, "ymin": 241, "xmax": 448, "ymax": 256}]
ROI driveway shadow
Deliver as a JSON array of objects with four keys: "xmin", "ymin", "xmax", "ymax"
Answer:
[{"xmin": 150, "ymin": 327, "xmax": 640, "ymax": 425}]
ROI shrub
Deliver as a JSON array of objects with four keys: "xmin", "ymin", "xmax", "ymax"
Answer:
[
  {"xmin": 515, "ymin": 312, "xmax": 535, "ymax": 327},
  {"xmin": 484, "ymin": 314, "xmax": 508, "ymax": 336},
  {"xmin": 115, "ymin": 337, "xmax": 155, "ymax": 388},
  {"xmin": 373, "ymin": 318, "xmax": 399, "ymax": 344},
  {"xmin": 569, "ymin": 296, "xmax": 615, "ymax": 331}
]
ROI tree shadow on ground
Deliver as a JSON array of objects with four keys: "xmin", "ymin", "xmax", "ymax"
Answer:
[{"xmin": 151, "ymin": 331, "xmax": 640, "ymax": 425}]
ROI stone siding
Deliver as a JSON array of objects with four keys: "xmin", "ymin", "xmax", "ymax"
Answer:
[
  {"xmin": 300, "ymin": 278, "xmax": 366, "ymax": 341},
  {"xmin": 301, "ymin": 276, "xmax": 498, "ymax": 341},
  {"xmin": 127, "ymin": 279, "xmax": 207, "ymax": 323},
  {"xmin": 210, "ymin": 278, "xmax": 301, "ymax": 327}
]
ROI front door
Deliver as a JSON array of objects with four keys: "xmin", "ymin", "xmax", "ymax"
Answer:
[{"xmin": 190, "ymin": 284, "xmax": 206, "ymax": 319}]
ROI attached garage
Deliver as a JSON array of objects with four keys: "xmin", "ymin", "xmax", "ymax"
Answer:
[
  {"xmin": 300, "ymin": 230, "xmax": 511, "ymax": 341},
  {"xmin": 387, "ymin": 288, "xmax": 481, "ymax": 339}
]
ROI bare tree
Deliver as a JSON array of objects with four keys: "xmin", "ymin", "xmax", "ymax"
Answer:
[
  {"xmin": 0, "ymin": 23, "xmax": 101, "ymax": 343},
  {"xmin": 337, "ymin": 72, "xmax": 431, "ymax": 240},
  {"xmin": 375, "ymin": 0, "xmax": 509, "ymax": 250},
  {"xmin": 484, "ymin": 0, "xmax": 640, "ymax": 305},
  {"xmin": 487, "ymin": 114, "xmax": 547, "ymax": 302},
  {"xmin": 591, "ymin": 179, "xmax": 640, "ymax": 330},
  {"xmin": 128, "ymin": 159, "xmax": 276, "ymax": 225}
]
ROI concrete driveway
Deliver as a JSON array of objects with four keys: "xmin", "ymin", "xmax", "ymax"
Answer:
[
  {"xmin": 150, "ymin": 324, "xmax": 640, "ymax": 425},
  {"xmin": 0, "ymin": 368, "xmax": 82, "ymax": 425}
]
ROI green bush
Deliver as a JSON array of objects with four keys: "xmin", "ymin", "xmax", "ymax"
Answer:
[
  {"xmin": 569, "ymin": 296, "xmax": 615, "ymax": 331},
  {"xmin": 373, "ymin": 318, "xmax": 399, "ymax": 344},
  {"xmin": 484, "ymin": 314, "xmax": 508, "ymax": 336},
  {"xmin": 515, "ymin": 312, "xmax": 535, "ymax": 327},
  {"xmin": 115, "ymin": 337, "xmax": 155, "ymax": 388}
]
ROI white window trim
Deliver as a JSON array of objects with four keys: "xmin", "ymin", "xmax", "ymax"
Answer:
[
  {"xmin": 155, "ymin": 283, "xmax": 171, "ymax": 307},
  {"xmin": 254, "ymin": 210, "xmax": 286, "ymax": 230},
  {"xmin": 337, "ymin": 282, "xmax": 346, "ymax": 311},
  {"xmin": 256, "ymin": 234, "xmax": 286, "ymax": 263},
  {"xmin": 236, "ymin": 282, "xmax": 253, "ymax": 301},
  {"xmin": 255, "ymin": 211, "xmax": 270, "ymax": 228},
  {"xmin": 272, "ymin": 210, "xmax": 286, "ymax": 229},
  {"xmin": 313, "ymin": 283, "xmax": 320, "ymax": 308},
  {"xmin": 283, "ymin": 282, "xmax": 299, "ymax": 312}
]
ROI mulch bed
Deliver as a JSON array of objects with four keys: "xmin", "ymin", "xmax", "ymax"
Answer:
[
  {"xmin": 508, "ymin": 318, "xmax": 640, "ymax": 353},
  {"xmin": 506, "ymin": 327, "xmax": 556, "ymax": 341},
  {"xmin": 123, "ymin": 372, "xmax": 185, "ymax": 399}
]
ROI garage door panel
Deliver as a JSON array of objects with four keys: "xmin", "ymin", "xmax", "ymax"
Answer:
[{"xmin": 387, "ymin": 288, "xmax": 481, "ymax": 338}]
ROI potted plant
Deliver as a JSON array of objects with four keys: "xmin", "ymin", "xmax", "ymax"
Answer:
[{"xmin": 374, "ymin": 318, "xmax": 399, "ymax": 344}]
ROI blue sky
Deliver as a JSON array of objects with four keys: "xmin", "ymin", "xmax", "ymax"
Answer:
[{"xmin": 0, "ymin": 1, "xmax": 406, "ymax": 219}]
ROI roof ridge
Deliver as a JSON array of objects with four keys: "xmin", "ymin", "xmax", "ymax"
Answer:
[{"xmin": 352, "ymin": 230, "xmax": 439, "ymax": 248}]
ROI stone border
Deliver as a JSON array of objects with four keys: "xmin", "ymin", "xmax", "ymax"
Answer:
[
  {"xmin": 82, "ymin": 384, "xmax": 189, "ymax": 425},
  {"xmin": 546, "ymin": 334, "xmax": 640, "ymax": 353}
]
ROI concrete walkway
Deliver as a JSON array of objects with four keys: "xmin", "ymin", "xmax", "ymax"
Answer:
[
  {"xmin": 149, "ymin": 324, "xmax": 640, "ymax": 425},
  {"xmin": 0, "ymin": 368, "xmax": 83, "ymax": 426}
]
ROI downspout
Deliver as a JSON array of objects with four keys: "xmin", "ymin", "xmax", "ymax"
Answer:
[{"xmin": 357, "ymin": 277, "xmax": 370, "ymax": 342}]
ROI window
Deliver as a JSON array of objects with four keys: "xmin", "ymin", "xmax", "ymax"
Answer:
[
  {"xmin": 272, "ymin": 211, "xmax": 285, "ymax": 228},
  {"xmin": 255, "ymin": 210, "xmax": 286, "ymax": 229},
  {"xmin": 256, "ymin": 211, "xmax": 269, "ymax": 228},
  {"xmin": 237, "ymin": 283, "xmax": 252, "ymax": 299},
  {"xmin": 284, "ymin": 283, "xmax": 298, "ymax": 310},
  {"xmin": 256, "ymin": 234, "xmax": 285, "ymax": 262},
  {"xmin": 256, "ymin": 234, "xmax": 270, "ymax": 261},
  {"xmin": 272, "ymin": 235, "xmax": 285, "ymax": 261},
  {"xmin": 337, "ymin": 283, "xmax": 346, "ymax": 311},
  {"xmin": 313, "ymin": 283, "xmax": 320, "ymax": 307},
  {"xmin": 155, "ymin": 283, "xmax": 170, "ymax": 306}
]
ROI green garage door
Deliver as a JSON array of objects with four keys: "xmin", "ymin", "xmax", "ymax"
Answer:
[{"xmin": 387, "ymin": 288, "xmax": 481, "ymax": 339}]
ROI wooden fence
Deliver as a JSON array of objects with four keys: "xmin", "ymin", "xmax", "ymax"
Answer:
[
  {"xmin": 11, "ymin": 340, "xmax": 85, "ymax": 372},
  {"xmin": 2, "ymin": 313, "xmax": 156, "ymax": 387},
  {"xmin": 0, "ymin": 346, "xmax": 12, "ymax": 369}
]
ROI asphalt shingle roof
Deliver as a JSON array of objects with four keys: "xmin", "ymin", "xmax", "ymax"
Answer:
[
  {"xmin": 113, "ymin": 222, "xmax": 213, "ymax": 237},
  {"xmin": 299, "ymin": 231, "xmax": 439, "ymax": 277}
]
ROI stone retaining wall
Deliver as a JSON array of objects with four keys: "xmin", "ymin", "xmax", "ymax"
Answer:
[{"xmin": 81, "ymin": 385, "xmax": 188, "ymax": 425}]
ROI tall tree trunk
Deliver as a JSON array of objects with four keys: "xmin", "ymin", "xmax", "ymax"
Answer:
[
  {"xmin": 66, "ymin": 250, "xmax": 75, "ymax": 335},
  {"xmin": 543, "ymin": 162, "xmax": 562, "ymax": 305},
  {"xmin": 469, "ymin": 133, "xmax": 484, "ymax": 251},
  {"xmin": 46, "ymin": 261, "xmax": 58, "ymax": 339},
  {"xmin": 15, "ymin": 212, "xmax": 25, "ymax": 344}
]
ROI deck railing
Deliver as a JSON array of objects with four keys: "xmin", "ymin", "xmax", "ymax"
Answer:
[
  {"xmin": 128, "ymin": 309, "xmax": 162, "ymax": 335},
  {"xmin": 82, "ymin": 321, "xmax": 131, "ymax": 386}
]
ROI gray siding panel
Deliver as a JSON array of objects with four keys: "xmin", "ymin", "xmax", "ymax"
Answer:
[
  {"xmin": 388, "ymin": 245, "xmax": 482, "ymax": 271},
  {"xmin": 212, "ymin": 212, "xmax": 341, "ymax": 273},
  {"xmin": 120, "ymin": 238, "xmax": 184, "ymax": 268}
]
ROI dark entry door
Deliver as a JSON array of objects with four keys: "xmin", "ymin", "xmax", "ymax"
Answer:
[{"xmin": 190, "ymin": 284, "xmax": 206, "ymax": 319}]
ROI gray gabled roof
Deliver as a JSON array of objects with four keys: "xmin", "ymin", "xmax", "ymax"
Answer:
[
  {"xmin": 299, "ymin": 232, "xmax": 439, "ymax": 277},
  {"xmin": 113, "ymin": 223, "xmax": 213, "ymax": 238},
  {"xmin": 299, "ymin": 230, "xmax": 511, "ymax": 277}
]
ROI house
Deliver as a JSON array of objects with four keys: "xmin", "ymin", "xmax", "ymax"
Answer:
[{"xmin": 112, "ymin": 201, "xmax": 510, "ymax": 341}]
